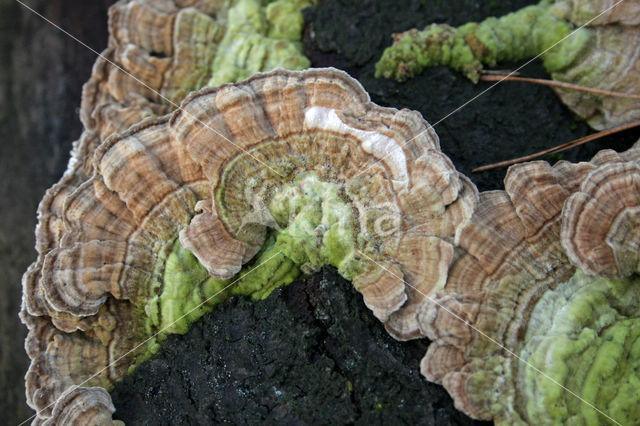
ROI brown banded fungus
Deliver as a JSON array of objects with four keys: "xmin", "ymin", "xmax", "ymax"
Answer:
[
  {"xmin": 21, "ymin": 0, "xmax": 225, "ymax": 334},
  {"xmin": 21, "ymin": 0, "xmax": 322, "ymax": 422},
  {"xmin": 562, "ymin": 146, "xmax": 640, "ymax": 277},
  {"xmin": 24, "ymin": 2, "xmax": 640, "ymax": 423},
  {"xmin": 22, "ymin": 67, "xmax": 476, "ymax": 423},
  {"xmin": 40, "ymin": 387, "xmax": 122, "ymax": 426},
  {"xmin": 420, "ymin": 141, "xmax": 640, "ymax": 425}
]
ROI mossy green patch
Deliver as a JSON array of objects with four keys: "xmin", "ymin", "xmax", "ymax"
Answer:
[
  {"xmin": 375, "ymin": 2, "xmax": 589, "ymax": 82},
  {"xmin": 208, "ymin": 0, "xmax": 314, "ymax": 86},
  {"xmin": 148, "ymin": 240, "xmax": 232, "ymax": 335},
  {"xmin": 267, "ymin": 173, "xmax": 360, "ymax": 278},
  {"xmin": 514, "ymin": 270, "xmax": 640, "ymax": 425},
  {"xmin": 141, "ymin": 240, "xmax": 228, "ymax": 346},
  {"xmin": 230, "ymin": 233, "xmax": 301, "ymax": 300}
]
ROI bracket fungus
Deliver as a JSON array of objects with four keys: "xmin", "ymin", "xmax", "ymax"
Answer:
[
  {"xmin": 20, "ymin": 0, "xmax": 328, "ymax": 422},
  {"xmin": 22, "ymin": 0, "xmax": 314, "ymax": 339},
  {"xmin": 420, "ymin": 140, "xmax": 640, "ymax": 424},
  {"xmin": 375, "ymin": 0, "xmax": 640, "ymax": 130},
  {"xmin": 21, "ymin": 1, "xmax": 640, "ymax": 423},
  {"xmin": 562, "ymin": 146, "xmax": 640, "ymax": 277},
  {"xmin": 21, "ymin": 67, "xmax": 477, "ymax": 423}
]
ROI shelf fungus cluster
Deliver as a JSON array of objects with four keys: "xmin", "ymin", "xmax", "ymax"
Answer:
[
  {"xmin": 375, "ymin": 0, "xmax": 640, "ymax": 130},
  {"xmin": 421, "ymin": 141, "xmax": 640, "ymax": 424},
  {"xmin": 21, "ymin": 67, "xmax": 477, "ymax": 423},
  {"xmin": 20, "ymin": 0, "xmax": 333, "ymax": 423},
  {"xmin": 20, "ymin": 3, "xmax": 640, "ymax": 424},
  {"xmin": 50, "ymin": 0, "xmax": 313, "ymax": 192}
]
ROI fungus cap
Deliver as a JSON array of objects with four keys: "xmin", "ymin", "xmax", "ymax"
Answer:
[{"xmin": 22, "ymin": 67, "xmax": 476, "ymax": 422}]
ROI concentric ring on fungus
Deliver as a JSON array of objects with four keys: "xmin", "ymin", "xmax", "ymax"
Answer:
[{"xmin": 22, "ymin": 67, "xmax": 477, "ymax": 423}]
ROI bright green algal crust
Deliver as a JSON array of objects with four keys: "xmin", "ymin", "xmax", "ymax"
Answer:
[
  {"xmin": 375, "ymin": 2, "xmax": 590, "ymax": 82},
  {"xmin": 264, "ymin": 172, "xmax": 360, "ymax": 279},
  {"xmin": 142, "ymin": 172, "xmax": 358, "ymax": 359},
  {"xmin": 505, "ymin": 270, "xmax": 640, "ymax": 425},
  {"xmin": 209, "ymin": 0, "xmax": 314, "ymax": 86}
]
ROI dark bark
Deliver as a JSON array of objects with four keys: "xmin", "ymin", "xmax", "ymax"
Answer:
[{"xmin": 112, "ymin": 268, "xmax": 490, "ymax": 425}]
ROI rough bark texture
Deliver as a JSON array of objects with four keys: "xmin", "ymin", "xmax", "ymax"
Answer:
[
  {"xmin": 0, "ymin": 0, "xmax": 115, "ymax": 422},
  {"xmin": 112, "ymin": 268, "xmax": 488, "ymax": 425}
]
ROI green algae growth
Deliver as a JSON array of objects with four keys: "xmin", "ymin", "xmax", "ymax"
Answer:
[
  {"xmin": 208, "ymin": 0, "xmax": 314, "ymax": 86},
  {"xmin": 375, "ymin": 2, "xmax": 589, "ymax": 82},
  {"xmin": 510, "ymin": 270, "xmax": 640, "ymax": 425}
]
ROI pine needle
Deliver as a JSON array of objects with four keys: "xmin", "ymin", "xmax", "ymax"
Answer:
[{"xmin": 473, "ymin": 121, "xmax": 640, "ymax": 173}]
